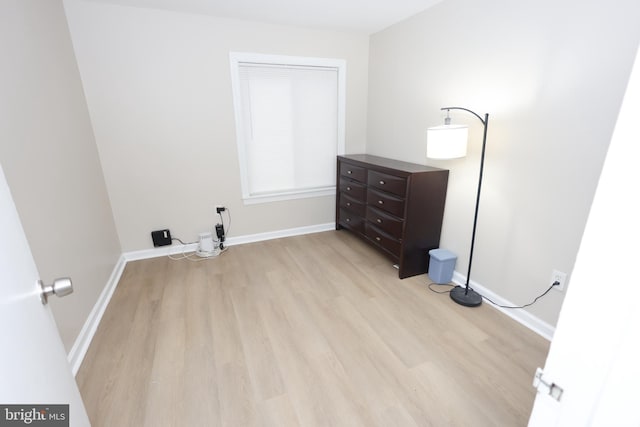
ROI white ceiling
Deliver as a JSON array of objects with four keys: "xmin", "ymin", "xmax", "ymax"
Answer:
[{"xmin": 87, "ymin": 0, "xmax": 444, "ymax": 34}]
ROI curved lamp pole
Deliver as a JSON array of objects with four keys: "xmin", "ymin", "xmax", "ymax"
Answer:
[{"xmin": 427, "ymin": 106, "xmax": 489, "ymax": 307}]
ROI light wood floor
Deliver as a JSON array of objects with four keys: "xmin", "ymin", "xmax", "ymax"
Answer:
[{"xmin": 77, "ymin": 230, "xmax": 550, "ymax": 426}]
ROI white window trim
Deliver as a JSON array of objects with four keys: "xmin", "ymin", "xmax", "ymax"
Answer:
[{"xmin": 229, "ymin": 52, "xmax": 346, "ymax": 205}]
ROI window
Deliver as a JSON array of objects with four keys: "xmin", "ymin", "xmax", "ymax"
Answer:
[{"xmin": 229, "ymin": 53, "xmax": 346, "ymax": 204}]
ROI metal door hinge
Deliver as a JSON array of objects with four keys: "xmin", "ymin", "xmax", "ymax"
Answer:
[{"xmin": 533, "ymin": 367, "xmax": 564, "ymax": 401}]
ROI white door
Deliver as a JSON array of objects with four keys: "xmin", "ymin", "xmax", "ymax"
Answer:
[
  {"xmin": 528, "ymin": 46, "xmax": 640, "ymax": 425},
  {"xmin": 0, "ymin": 164, "xmax": 90, "ymax": 426}
]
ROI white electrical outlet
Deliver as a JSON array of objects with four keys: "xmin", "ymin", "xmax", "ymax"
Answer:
[{"xmin": 551, "ymin": 269, "xmax": 568, "ymax": 292}]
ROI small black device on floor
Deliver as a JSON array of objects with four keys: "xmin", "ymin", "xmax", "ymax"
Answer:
[{"xmin": 151, "ymin": 229, "xmax": 172, "ymax": 247}]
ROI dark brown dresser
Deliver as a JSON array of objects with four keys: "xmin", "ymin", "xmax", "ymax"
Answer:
[{"xmin": 336, "ymin": 154, "xmax": 449, "ymax": 279}]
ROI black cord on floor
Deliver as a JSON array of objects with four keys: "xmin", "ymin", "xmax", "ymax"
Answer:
[
  {"xmin": 427, "ymin": 281, "xmax": 559, "ymax": 309},
  {"xmin": 428, "ymin": 283, "xmax": 456, "ymax": 294}
]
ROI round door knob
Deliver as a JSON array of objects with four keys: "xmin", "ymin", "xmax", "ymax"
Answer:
[
  {"xmin": 379, "ymin": 180, "xmax": 385, "ymax": 185},
  {"xmin": 378, "ymin": 200, "xmax": 384, "ymax": 205},
  {"xmin": 347, "ymin": 186, "xmax": 351, "ymax": 191},
  {"xmin": 347, "ymin": 170, "xmax": 352, "ymax": 174},
  {"xmin": 346, "ymin": 202, "xmax": 351, "ymax": 206},
  {"xmin": 39, "ymin": 277, "xmax": 73, "ymax": 304},
  {"xmin": 377, "ymin": 219, "xmax": 382, "ymax": 223},
  {"xmin": 375, "ymin": 237, "xmax": 381, "ymax": 241}
]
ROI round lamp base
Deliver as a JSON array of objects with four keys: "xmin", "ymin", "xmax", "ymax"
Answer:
[{"xmin": 450, "ymin": 286, "xmax": 483, "ymax": 307}]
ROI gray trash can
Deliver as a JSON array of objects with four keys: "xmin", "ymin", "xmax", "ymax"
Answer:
[{"xmin": 428, "ymin": 249, "xmax": 457, "ymax": 284}]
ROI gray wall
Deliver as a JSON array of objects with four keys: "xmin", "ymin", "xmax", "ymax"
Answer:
[
  {"xmin": 63, "ymin": 0, "xmax": 370, "ymax": 251},
  {"xmin": 367, "ymin": 0, "xmax": 640, "ymax": 325},
  {"xmin": 0, "ymin": 0, "xmax": 121, "ymax": 351}
]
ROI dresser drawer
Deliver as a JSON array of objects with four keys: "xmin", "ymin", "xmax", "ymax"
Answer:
[
  {"xmin": 340, "ymin": 162, "xmax": 366, "ymax": 183},
  {"xmin": 366, "ymin": 206, "xmax": 403, "ymax": 238},
  {"xmin": 340, "ymin": 193, "xmax": 365, "ymax": 217},
  {"xmin": 365, "ymin": 223, "xmax": 401, "ymax": 257},
  {"xmin": 368, "ymin": 170, "xmax": 407, "ymax": 197},
  {"xmin": 339, "ymin": 178, "xmax": 366, "ymax": 201},
  {"xmin": 367, "ymin": 188, "xmax": 405, "ymax": 218},
  {"xmin": 339, "ymin": 209, "xmax": 365, "ymax": 233}
]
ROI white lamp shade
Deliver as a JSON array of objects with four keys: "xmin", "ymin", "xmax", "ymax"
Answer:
[{"xmin": 426, "ymin": 124, "xmax": 469, "ymax": 159}]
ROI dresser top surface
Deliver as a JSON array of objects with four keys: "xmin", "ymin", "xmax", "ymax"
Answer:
[{"xmin": 339, "ymin": 154, "xmax": 446, "ymax": 174}]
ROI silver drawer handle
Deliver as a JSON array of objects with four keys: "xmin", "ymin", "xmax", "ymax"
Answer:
[
  {"xmin": 346, "ymin": 202, "xmax": 351, "ymax": 206},
  {"xmin": 347, "ymin": 170, "xmax": 352, "ymax": 174},
  {"xmin": 379, "ymin": 180, "xmax": 385, "ymax": 185},
  {"xmin": 376, "ymin": 219, "xmax": 382, "ymax": 223},
  {"xmin": 378, "ymin": 200, "xmax": 384, "ymax": 205},
  {"xmin": 347, "ymin": 186, "xmax": 351, "ymax": 191},
  {"xmin": 375, "ymin": 237, "xmax": 381, "ymax": 241},
  {"xmin": 346, "ymin": 218, "xmax": 351, "ymax": 222}
]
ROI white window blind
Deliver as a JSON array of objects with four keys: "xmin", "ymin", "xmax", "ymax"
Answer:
[{"xmin": 230, "ymin": 53, "xmax": 346, "ymax": 204}]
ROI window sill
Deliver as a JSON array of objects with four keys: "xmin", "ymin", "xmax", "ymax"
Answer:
[{"xmin": 242, "ymin": 188, "xmax": 336, "ymax": 205}]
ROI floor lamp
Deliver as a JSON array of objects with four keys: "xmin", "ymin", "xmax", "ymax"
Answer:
[{"xmin": 427, "ymin": 107, "xmax": 489, "ymax": 307}]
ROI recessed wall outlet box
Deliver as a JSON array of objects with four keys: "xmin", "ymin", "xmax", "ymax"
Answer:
[{"xmin": 151, "ymin": 229, "xmax": 172, "ymax": 247}]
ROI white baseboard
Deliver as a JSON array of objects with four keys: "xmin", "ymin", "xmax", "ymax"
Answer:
[
  {"xmin": 225, "ymin": 222, "xmax": 334, "ymax": 246},
  {"xmin": 68, "ymin": 222, "xmax": 335, "ymax": 372},
  {"xmin": 452, "ymin": 271, "xmax": 555, "ymax": 341},
  {"xmin": 122, "ymin": 242, "xmax": 198, "ymax": 262},
  {"xmin": 123, "ymin": 222, "xmax": 335, "ymax": 262},
  {"xmin": 67, "ymin": 254, "xmax": 127, "ymax": 376}
]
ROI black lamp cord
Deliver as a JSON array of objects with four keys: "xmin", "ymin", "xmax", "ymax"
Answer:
[{"xmin": 428, "ymin": 281, "xmax": 560, "ymax": 309}]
